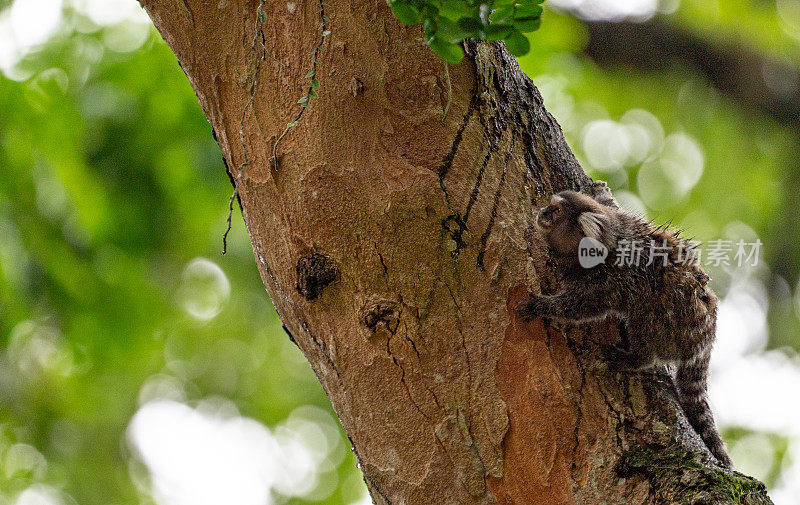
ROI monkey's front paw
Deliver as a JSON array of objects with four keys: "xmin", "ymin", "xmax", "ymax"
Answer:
[
  {"xmin": 591, "ymin": 180, "xmax": 618, "ymax": 208},
  {"xmin": 591, "ymin": 180, "xmax": 611, "ymax": 193},
  {"xmin": 516, "ymin": 294, "xmax": 546, "ymax": 321}
]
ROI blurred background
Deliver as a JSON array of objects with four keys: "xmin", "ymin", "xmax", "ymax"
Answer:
[{"xmin": 0, "ymin": 0, "xmax": 798, "ymax": 504}]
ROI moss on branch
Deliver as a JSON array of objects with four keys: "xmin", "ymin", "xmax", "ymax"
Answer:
[{"xmin": 618, "ymin": 444, "xmax": 773, "ymax": 505}]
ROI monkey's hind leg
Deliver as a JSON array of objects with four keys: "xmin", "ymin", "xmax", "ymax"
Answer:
[{"xmin": 601, "ymin": 330, "xmax": 655, "ymax": 372}]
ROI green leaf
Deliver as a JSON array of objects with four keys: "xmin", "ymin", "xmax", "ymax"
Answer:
[
  {"xmin": 439, "ymin": 0, "xmax": 473, "ymax": 20},
  {"xmin": 430, "ymin": 38, "xmax": 464, "ymax": 64},
  {"xmin": 422, "ymin": 16, "xmax": 438, "ymax": 37},
  {"xmin": 311, "ymin": 78, "xmax": 320, "ymax": 89},
  {"xmin": 514, "ymin": 16, "xmax": 541, "ymax": 32},
  {"xmin": 322, "ymin": 30, "xmax": 331, "ymax": 36},
  {"xmin": 437, "ymin": 16, "xmax": 472, "ymax": 42},
  {"xmin": 514, "ymin": 4, "xmax": 543, "ymax": 19},
  {"xmin": 457, "ymin": 17, "xmax": 482, "ymax": 34},
  {"xmin": 309, "ymin": 89, "xmax": 318, "ymax": 99},
  {"xmin": 420, "ymin": 4, "xmax": 439, "ymax": 18},
  {"xmin": 305, "ymin": 70, "xmax": 315, "ymax": 78},
  {"xmin": 504, "ymin": 29, "xmax": 530, "ymax": 56},
  {"xmin": 484, "ymin": 24, "xmax": 512, "ymax": 41},
  {"xmin": 490, "ymin": 6, "xmax": 514, "ymax": 24},
  {"xmin": 389, "ymin": 1, "xmax": 420, "ymax": 25},
  {"xmin": 383, "ymin": 0, "xmax": 544, "ymax": 63},
  {"xmin": 297, "ymin": 96, "xmax": 308, "ymax": 104},
  {"xmin": 287, "ymin": 121, "xmax": 298, "ymax": 128}
]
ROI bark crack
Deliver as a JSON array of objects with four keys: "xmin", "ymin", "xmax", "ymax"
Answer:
[
  {"xmin": 463, "ymin": 147, "xmax": 494, "ymax": 225},
  {"xmin": 223, "ymin": 0, "xmax": 268, "ymax": 254},
  {"xmin": 571, "ymin": 360, "xmax": 588, "ymax": 477},
  {"xmin": 444, "ymin": 280, "xmax": 489, "ymax": 497},
  {"xmin": 271, "ymin": 0, "xmax": 330, "ymax": 167},
  {"xmin": 437, "ymin": 92, "xmax": 479, "ymax": 181},
  {"xmin": 300, "ymin": 319, "xmax": 340, "ymax": 379},
  {"xmin": 437, "ymin": 72, "xmax": 482, "ymax": 259},
  {"xmin": 476, "ymin": 134, "xmax": 513, "ymax": 270},
  {"xmin": 181, "ymin": 0, "xmax": 194, "ymax": 25},
  {"xmin": 444, "ymin": 283, "xmax": 471, "ymax": 416},
  {"xmin": 373, "ymin": 241, "xmax": 390, "ymax": 290},
  {"xmin": 388, "ymin": 337, "xmax": 432, "ymax": 422},
  {"xmin": 598, "ymin": 377, "xmax": 626, "ymax": 450}
]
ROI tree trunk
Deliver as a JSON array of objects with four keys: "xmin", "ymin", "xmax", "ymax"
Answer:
[{"xmin": 138, "ymin": 0, "xmax": 773, "ymax": 503}]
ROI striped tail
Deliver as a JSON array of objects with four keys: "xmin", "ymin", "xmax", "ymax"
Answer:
[{"xmin": 676, "ymin": 347, "xmax": 733, "ymax": 468}]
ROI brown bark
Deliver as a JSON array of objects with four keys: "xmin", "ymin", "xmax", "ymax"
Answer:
[{"xmin": 139, "ymin": 0, "xmax": 773, "ymax": 503}]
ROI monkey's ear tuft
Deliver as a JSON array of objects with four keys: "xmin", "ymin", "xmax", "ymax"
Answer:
[
  {"xmin": 578, "ymin": 212, "xmax": 605, "ymax": 240},
  {"xmin": 578, "ymin": 212, "xmax": 616, "ymax": 247}
]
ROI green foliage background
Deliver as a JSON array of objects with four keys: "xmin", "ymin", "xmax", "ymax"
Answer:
[{"xmin": 1, "ymin": 1, "xmax": 799, "ymax": 504}]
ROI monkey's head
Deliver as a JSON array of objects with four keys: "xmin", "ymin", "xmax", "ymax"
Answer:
[
  {"xmin": 690, "ymin": 269, "xmax": 717, "ymax": 316},
  {"xmin": 536, "ymin": 191, "xmax": 617, "ymax": 258}
]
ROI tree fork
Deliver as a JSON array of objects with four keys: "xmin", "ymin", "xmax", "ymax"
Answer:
[{"xmin": 138, "ymin": 0, "xmax": 773, "ymax": 503}]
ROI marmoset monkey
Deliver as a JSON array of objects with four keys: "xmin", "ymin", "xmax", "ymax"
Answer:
[{"xmin": 518, "ymin": 182, "xmax": 732, "ymax": 469}]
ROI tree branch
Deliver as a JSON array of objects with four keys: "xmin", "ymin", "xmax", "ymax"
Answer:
[
  {"xmin": 138, "ymin": 0, "xmax": 773, "ymax": 502},
  {"xmin": 584, "ymin": 19, "xmax": 800, "ymax": 125}
]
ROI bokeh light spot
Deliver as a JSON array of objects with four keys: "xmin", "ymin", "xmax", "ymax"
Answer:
[{"xmin": 177, "ymin": 258, "xmax": 231, "ymax": 321}]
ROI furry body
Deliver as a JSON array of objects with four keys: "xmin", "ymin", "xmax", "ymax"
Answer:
[{"xmin": 518, "ymin": 182, "xmax": 732, "ymax": 468}]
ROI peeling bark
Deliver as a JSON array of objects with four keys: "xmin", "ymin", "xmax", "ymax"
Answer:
[{"xmin": 138, "ymin": 0, "xmax": 773, "ymax": 503}]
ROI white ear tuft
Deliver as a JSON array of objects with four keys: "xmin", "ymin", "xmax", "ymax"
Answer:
[
  {"xmin": 578, "ymin": 212, "xmax": 617, "ymax": 248},
  {"xmin": 578, "ymin": 212, "xmax": 605, "ymax": 241}
]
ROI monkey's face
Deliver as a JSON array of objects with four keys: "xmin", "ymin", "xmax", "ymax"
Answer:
[
  {"xmin": 694, "ymin": 274, "xmax": 717, "ymax": 315},
  {"xmin": 684, "ymin": 268, "xmax": 716, "ymax": 319},
  {"xmin": 536, "ymin": 194, "xmax": 585, "ymax": 257},
  {"xmin": 536, "ymin": 194, "xmax": 564, "ymax": 231}
]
